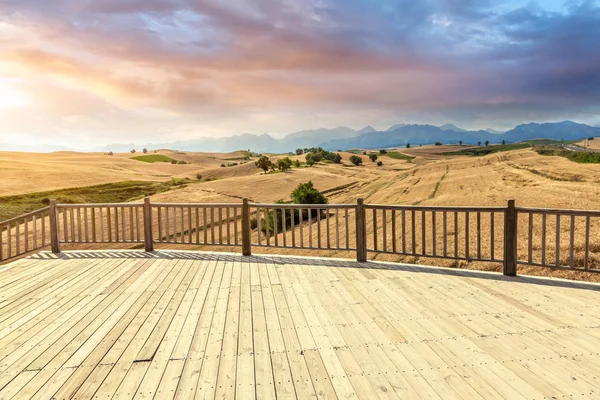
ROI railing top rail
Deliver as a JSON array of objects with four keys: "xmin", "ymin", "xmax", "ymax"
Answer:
[
  {"xmin": 57, "ymin": 203, "xmax": 144, "ymax": 208},
  {"xmin": 365, "ymin": 204, "xmax": 506, "ymax": 212},
  {"xmin": 0, "ymin": 206, "xmax": 50, "ymax": 226},
  {"xmin": 516, "ymin": 207, "xmax": 600, "ymax": 216},
  {"xmin": 152, "ymin": 202, "xmax": 242, "ymax": 207},
  {"xmin": 251, "ymin": 203, "xmax": 355, "ymax": 209}
]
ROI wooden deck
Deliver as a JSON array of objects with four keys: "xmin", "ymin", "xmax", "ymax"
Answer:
[{"xmin": 1, "ymin": 251, "xmax": 600, "ymax": 399}]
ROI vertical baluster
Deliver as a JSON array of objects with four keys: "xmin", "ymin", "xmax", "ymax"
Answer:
[
  {"xmin": 555, "ymin": 215, "xmax": 561, "ymax": 267},
  {"xmin": 372, "ymin": 209, "xmax": 378, "ymax": 251},
  {"xmin": 165, "ymin": 206, "xmax": 170, "ymax": 242},
  {"xmin": 432, "ymin": 211, "xmax": 436, "ymax": 256},
  {"xmin": 189, "ymin": 207, "xmax": 193, "ymax": 244},
  {"xmin": 24, "ymin": 218, "xmax": 29, "ymax": 253},
  {"xmin": 282, "ymin": 209, "xmax": 287, "ymax": 247},
  {"xmin": 63, "ymin": 209, "xmax": 68, "ymax": 242},
  {"xmin": 211, "ymin": 208, "xmax": 215, "ymax": 244},
  {"xmin": 196, "ymin": 207, "xmax": 200, "ymax": 244},
  {"xmin": 541, "ymin": 213, "xmax": 546, "ymax": 265},
  {"xmin": 42, "ymin": 212, "xmax": 46, "ymax": 246},
  {"xmin": 172, "ymin": 207, "xmax": 177, "ymax": 243},
  {"xmin": 233, "ymin": 207, "xmax": 238, "ymax": 246},
  {"xmin": 528, "ymin": 213, "xmax": 533, "ymax": 264},
  {"xmin": 291, "ymin": 208, "xmax": 296, "ymax": 248},
  {"xmin": 465, "ymin": 212, "xmax": 470, "ymax": 259},
  {"xmin": 157, "ymin": 207, "xmax": 162, "ymax": 243},
  {"xmin": 257, "ymin": 208, "xmax": 262, "ymax": 246},
  {"xmin": 181, "ymin": 206, "xmax": 185, "ymax": 244},
  {"xmin": 82, "ymin": 208, "xmax": 88, "ymax": 243},
  {"xmin": 325, "ymin": 208, "xmax": 330, "ymax": 249},
  {"xmin": 454, "ymin": 211, "xmax": 458, "ymax": 258},
  {"xmin": 345, "ymin": 208, "xmax": 349, "ymax": 250},
  {"xmin": 265, "ymin": 208, "xmax": 270, "ymax": 246},
  {"xmin": 391, "ymin": 210, "xmax": 396, "ymax": 253},
  {"xmin": 316, "ymin": 208, "xmax": 320, "ymax": 249},
  {"xmin": 411, "ymin": 210, "xmax": 416, "ymax": 255},
  {"xmin": 33, "ymin": 215, "xmax": 37, "ymax": 249},
  {"xmin": 490, "ymin": 212, "xmax": 495, "ymax": 261},
  {"xmin": 402, "ymin": 209, "xmax": 406, "ymax": 253},
  {"xmin": 128, "ymin": 207, "xmax": 133, "ymax": 242},
  {"xmin": 476, "ymin": 212, "xmax": 481, "ymax": 260},
  {"xmin": 382, "ymin": 209, "xmax": 387, "ymax": 252},
  {"xmin": 100, "ymin": 207, "xmax": 105, "ymax": 242},
  {"xmin": 421, "ymin": 211, "xmax": 426, "ymax": 255},
  {"xmin": 203, "ymin": 208, "xmax": 208, "ymax": 244},
  {"xmin": 226, "ymin": 207, "xmax": 231, "ymax": 245},
  {"xmin": 91, "ymin": 208, "xmax": 97, "ymax": 243},
  {"xmin": 218, "ymin": 207, "xmax": 223, "ymax": 245},
  {"xmin": 76, "ymin": 207, "xmax": 82, "ymax": 243},
  {"xmin": 70, "ymin": 208, "xmax": 75, "ymax": 243},
  {"xmin": 585, "ymin": 216, "xmax": 590, "ymax": 270},
  {"xmin": 274, "ymin": 208, "xmax": 279, "ymax": 247},
  {"xmin": 114, "ymin": 207, "xmax": 120, "ymax": 242},
  {"xmin": 7, "ymin": 225, "xmax": 11, "ymax": 258},
  {"xmin": 107, "ymin": 207, "xmax": 113, "ymax": 242},
  {"xmin": 308, "ymin": 208, "xmax": 312, "ymax": 248},
  {"xmin": 300, "ymin": 209, "xmax": 304, "ymax": 248},
  {"xmin": 0, "ymin": 225, "xmax": 3, "ymax": 260},
  {"xmin": 335, "ymin": 208, "xmax": 339, "ymax": 250},
  {"xmin": 16, "ymin": 222, "xmax": 20, "ymax": 255},
  {"xmin": 570, "ymin": 215, "xmax": 575, "ymax": 268},
  {"xmin": 443, "ymin": 211, "xmax": 447, "ymax": 257}
]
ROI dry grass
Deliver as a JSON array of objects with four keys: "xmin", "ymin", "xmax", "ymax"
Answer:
[{"xmin": 4, "ymin": 145, "xmax": 600, "ymax": 281}]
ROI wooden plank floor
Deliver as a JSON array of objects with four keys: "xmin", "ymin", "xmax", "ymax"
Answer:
[{"xmin": 1, "ymin": 251, "xmax": 600, "ymax": 399}]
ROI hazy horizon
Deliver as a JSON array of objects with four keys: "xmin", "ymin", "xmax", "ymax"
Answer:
[{"xmin": 1, "ymin": 0, "xmax": 599, "ymax": 149}]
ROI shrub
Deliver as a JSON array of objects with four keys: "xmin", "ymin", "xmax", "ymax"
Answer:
[
  {"xmin": 171, "ymin": 160, "xmax": 177, "ymax": 164},
  {"xmin": 143, "ymin": 148, "xmax": 148, "ymax": 154},
  {"xmin": 379, "ymin": 149, "xmax": 387, "ymax": 154},
  {"xmin": 296, "ymin": 148, "xmax": 303, "ymax": 155},
  {"xmin": 333, "ymin": 153, "xmax": 342, "ymax": 163},
  {"xmin": 196, "ymin": 173, "xmax": 202, "ymax": 180},
  {"xmin": 434, "ymin": 142, "xmax": 442, "ymax": 146},
  {"xmin": 107, "ymin": 151, "xmax": 113, "ymax": 156},
  {"xmin": 220, "ymin": 164, "xmax": 226, "ymax": 167},
  {"xmin": 377, "ymin": 161, "xmax": 383, "ymax": 166},
  {"xmin": 589, "ymin": 137, "xmax": 595, "ymax": 140},
  {"xmin": 406, "ymin": 143, "xmax": 411, "ymax": 148},
  {"xmin": 294, "ymin": 159, "xmax": 301, "ymax": 169},
  {"xmin": 305, "ymin": 153, "xmax": 315, "ymax": 167},
  {"xmin": 276, "ymin": 157, "xmax": 293, "ymax": 171},
  {"xmin": 369, "ymin": 154, "xmax": 378, "ymax": 162},
  {"xmin": 177, "ymin": 160, "xmax": 187, "ymax": 164},
  {"xmin": 130, "ymin": 149, "xmax": 136, "ymax": 154},
  {"xmin": 292, "ymin": 181, "xmax": 328, "ymax": 205},
  {"xmin": 349, "ymin": 155, "xmax": 363, "ymax": 166}
]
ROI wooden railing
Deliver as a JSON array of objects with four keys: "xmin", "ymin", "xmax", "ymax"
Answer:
[
  {"xmin": 0, "ymin": 206, "xmax": 52, "ymax": 262},
  {"xmin": 2, "ymin": 198, "xmax": 600, "ymax": 275}
]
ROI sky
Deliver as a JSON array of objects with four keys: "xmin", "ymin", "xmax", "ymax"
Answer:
[{"xmin": 0, "ymin": 0, "xmax": 599, "ymax": 149}]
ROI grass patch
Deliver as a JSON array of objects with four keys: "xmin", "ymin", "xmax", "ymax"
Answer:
[
  {"xmin": 443, "ymin": 143, "xmax": 531, "ymax": 156},
  {"xmin": 384, "ymin": 152, "xmax": 415, "ymax": 162},
  {"xmin": 0, "ymin": 180, "xmax": 194, "ymax": 222},
  {"xmin": 535, "ymin": 147, "xmax": 600, "ymax": 163},
  {"xmin": 430, "ymin": 165, "xmax": 449, "ymax": 199},
  {"xmin": 346, "ymin": 149, "xmax": 364, "ymax": 154},
  {"xmin": 131, "ymin": 154, "xmax": 176, "ymax": 163}
]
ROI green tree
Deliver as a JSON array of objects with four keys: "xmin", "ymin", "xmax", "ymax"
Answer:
[
  {"xmin": 377, "ymin": 161, "xmax": 383, "ymax": 166},
  {"xmin": 484, "ymin": 140, "xmax": 489, "ymax": 146},
  {"xmin": 254, "ymin": 155, "xmax": 272, "ymax": 173},
  {"xmin": 305, "ymin": 153, "xmax": 315, "ymax": 167},
  {"xmin": 379, "ymin": 149, "xmax": 387, "ymax": 154},
  {"xmin": 349, "ymin": 155, "xmax": 363, "ymax": 166},
  {"xmin": 406, "ymin": 143, "xmax": 411, "ymax": 149},
  {"xmin": 478, "ymin": 141, "xmax": 482, "ymax": 146},
  {"xmin": 459, "ymin": 140, "xmax": 463, "ymax": 146},
  {"xmin": 333, "ymin": 153, "xmax": 342, "ymax": 163},
  {"xmin": 276, "ymin": 157, "xmax": 293, "ymax": 171},
  {"xmin": 434, "ymin": 142, "xmax": 442, "ymax": 146},
  {"xmin": 294, "ymin": 159, "xmax": 301, "ymax": 169},
  {"xmin": 502, "ymin": 139, "xmax": 506, "ymax": 145},
  {"xmin": 296, "ymin": 148, "xmax": 303, "ymax": 155},
  {"xmin": 142, "ymin": 148, "xmax": 148, "ymax": 154},
  {"xmin": 369, "ymin": 154, "xmax": 378, "ymax": 162},
  {"xmin": 291, "ymin": 181, "xmax": 328, "ymax": 205}
]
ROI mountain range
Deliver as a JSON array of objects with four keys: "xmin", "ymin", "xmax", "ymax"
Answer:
[{"xmin": 2, "ymin": 121, "xmax": 599, "ymax": 153}]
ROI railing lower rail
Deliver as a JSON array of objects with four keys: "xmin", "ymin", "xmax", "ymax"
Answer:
[{"xmin": 2, "ymin": 198, "xmax": 600, "ymax": 275}]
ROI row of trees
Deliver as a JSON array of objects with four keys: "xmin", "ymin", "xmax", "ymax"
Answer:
[{"xmin": 255, "ymin": 156, "xmax": 301, "ymax": 173}]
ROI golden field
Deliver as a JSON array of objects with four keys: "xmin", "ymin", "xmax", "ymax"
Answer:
[{"xmin": 2, "ymin": 145, "xmax": 600, "ymax": 281}]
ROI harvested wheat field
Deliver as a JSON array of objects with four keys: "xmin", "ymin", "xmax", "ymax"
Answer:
[{"xmin": 3, "ymin": 146, "xmax": 600, "ymax": 282}]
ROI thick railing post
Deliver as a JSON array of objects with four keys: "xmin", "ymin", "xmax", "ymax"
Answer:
[
  {"xmin": 242, "ymin": 198, "xmax": 251, "ymax": 256},
  {"xmin": 356, "ymin": 198, "xmax": 367, "ymax": 262},
  {"xmin": 49, "ymin": 199, "xmax": 60, "ymax": 254},
  {"xmin": 143, "ymin": 197, "xmax": 154, "ymax": 252},
  {"xmin": 503, "ymin": 199, "xmax": 517, "ymax": 276}
]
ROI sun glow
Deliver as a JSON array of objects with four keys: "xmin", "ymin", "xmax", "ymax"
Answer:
[{"xmin": 0, "ymin": 82, "xmax": 29, "ymax": 108}]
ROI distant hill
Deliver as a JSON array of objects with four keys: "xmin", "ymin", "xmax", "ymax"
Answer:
[
  {"xmin": 485, "ymin": 128, "xmax": 504, "ymax": 134},
  {"xmin": 0, "ymin": 143, "xmax": 77, "ymax": 153},
  {"xmin": 439, "ymin": 124, "xmax": 466, "ymax": 132},
  {"xmin": 99, "ymin": 120, "xmax": 600, "ymax": 153}
]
